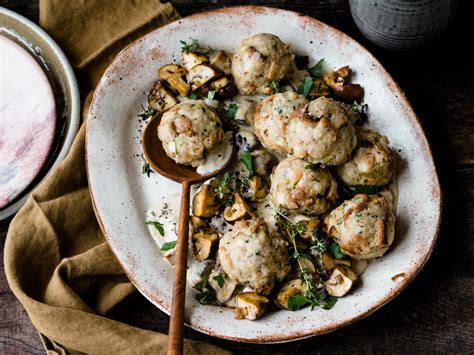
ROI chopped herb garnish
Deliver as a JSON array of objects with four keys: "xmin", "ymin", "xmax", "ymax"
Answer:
[
  {"xmin": 308, "ymin": 59, "xmax": 326, "ymax": 77},
  {"xmin": 146, "ymin": 221, "xmax": 164, "ymax": 236},
  {"xmin": 138, "ymin": 105, "xmax": 157, "ymax": 120},
  {"xmin": 270, "ymin": 80, "xmax": 282, "ymax": 93},
  {"xmin": 240, "ymin": 151, "xmax": 254, "ymax": 176},
  {"xmin": 350, "ymin": 101, "xmax": 368, "ymax": 124},
  {"xmin": 287, "ymin": 294, "xmax": 312, "ymax": 311},
  {"xmin": 160, "ymin": 241, "xmax": 177, "ymax": 252},
  {"xmin": 141, "ymin": 154, "xmax": 152, "ymax": 177},
  {"xmin": 194, "ymin": 276, "xmax": 220, "ymax": 305},
  {"xmin": 304, "ymin": 162, "xmax": 321, "ymax": 170},
  {"xmin": 294, "ymin": 55, "xmax": 309, "ymax": 70},
  {"xmin": 187, "ymin": 91, "xmax": 198, "ymax": 100},
  {"xmin": 340, "ymin": 183, "xmax": 380, "ymax": 198},
  {"xmin": 330, "ymin": 242, "xmax": 344, "ymax": 259},
  {"xmin": 212, "ymin": 274, "xmax": 225, "ymax": 288},
  {"xmin": 297, "ymin": 76, "xmax": 313, "ymax": 98},
  {"xmin": 180, "ymin": 39, "xmax": 199, "ymax": 53},
  {"xmin": 222, "ymin": 103, "xmax": 238, "ymax": 120}
]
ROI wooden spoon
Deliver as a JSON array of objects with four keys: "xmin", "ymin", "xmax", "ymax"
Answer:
[{"xmin": 142, "ymin": 114, "xmax": 235, "ymax": 355}]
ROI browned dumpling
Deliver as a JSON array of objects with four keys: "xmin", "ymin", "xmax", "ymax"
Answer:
[
  {"xmin": 337, "ymin": 128, "xmax": 396, "ymax": 186},
  {"xmin": 218, "ymin": 218, "xmax": 290, "ymax": 294},
  {"xmin": 254, "ymin": 92, "xmax": 308, "ymax": 153},
  {"xmin": 157, "ymin": 101, "xmax": 224, "ymax": 166},
  {"xmin": 286, "ymin": 97, "xmax": 358, "ymax": 165},
  {"xmin": 325, "ymin": 194, "xmax": 395, "ymax": 259},
  {"xmin": 232, "ymin": 33, "xmax": 294, "ymax": 95},
  {"xmin": 271, "ymin": 156, "xmax": 338, "ymax": 215}
]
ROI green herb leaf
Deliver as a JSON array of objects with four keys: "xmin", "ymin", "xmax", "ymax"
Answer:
[
  {"xmin": 214, "ymin": 172, "xmax": 250, "ymax": 200},
  {"xmin": 294, "ymin": 55, "xmax": 309, "ymax": 70},
  {"xmin": 180, "ymin": 39, "xmax": 199, "ymax": 54},
  {"xmin": 193, "ymin": 276, "xmax": 220, "ymax": 305},
  {"xmin": 187, "ymin": 92, "xmax": 198, "ymax": 100},
  {"xmin": 308, "ymin": 59, "xmax": 326, "ymax": 77},
  {"xmin": 321, "ymin": 295, "xmax": 338, "ymax": 310},
  {"xmin": 137, "ymin": 105, "xmax": 157, "ymax": 120},
  {"xmin": 297, "ymin": 76, "xmax": 313, "ymax": 98},
  {"xmin": 207, "ymin": 90, "xmax": 216, "ymax": 100},
  {"xmin": 212, "ymin": 274, "xmax": 225, "ymax": 288},
  {"xmin": 288, "ymin": 294, "xmax": 312, "ymax": 311},
  {"xmin": 146, "ymin": 221, "xmax": 164, "ymax": 236},
  {"xmin": 304, "ymin": 163, "xmax": 321, "ymax": 170},
  {"xmin": 330, "ymin": 242, "xmax": 344, "ymax": 259},
  {"xmin": 270, "ymin": 80, "xmax": 282, "ymax": 93},
  {"xmin": 222, "ymin": 103, "xmax": 238, "ymax": 120},
  {"xmin": 160, "ymin": 241, "xmax": 177, "ymax": 252},
  {"xmin": 141, "ymin": 154, "xmax": 152, "ymax": 177},
  {"xmin": 240, "ymin": 151, "xmax": 254, "ymax": 176}
]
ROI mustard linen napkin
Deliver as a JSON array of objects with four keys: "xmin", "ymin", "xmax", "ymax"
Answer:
[{"xmin": 5, "ymin": 1, "xmax": 230, "ymax": 354}]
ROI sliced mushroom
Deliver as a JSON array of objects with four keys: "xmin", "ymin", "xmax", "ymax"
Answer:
[
  {"xmin": 148, "ymin": 79, "xmax": 178, "ymax": 112},
  {"xmin": 182, "ymin": 51, "xmax": 208, "ymax": 71},
  {"xmin": 188, "ymin": 64, "xmax": 223, "ymax": 90},
  {"xmin": 308, "ymin": 77, "xmax": 330, "ymax": 100},
  {"xmin": 192, "ymin": 229, "xmax": 219, "ymax": 261},
  {"xmin": 299, "ymin": 218, "xmax": 321, "ymax": 243},
  {"xmin": 234, "ymin": 292, "xmax": 269, "ymax": 320},
  {"xmin": 323, "ymin": 66, "xmax": 350, "ymax": 89},
  {"xmin": 208, "ymin": 269, "xmax": 237, "ymax": 304},
  {"xmin": 191, "ymin": 216, "xmax": 208, "ymax": 231},
  {"xmin": 236, "ymin": 130, "xmax": 260, "ymax": 151},
  {"xmin": 321, "ymin": 253, "xmax": 351, "ymax": 270},
  {"xmin": 276, "ymin": 279, "xmax": 308, "ymax": 310},
  {"xmin": 223, "ymin": 193, "xmax": 256, "ymax": 222},
  {"xmin": 251, "ymin": 149, "xmax": 277, "ymax": 176},
  {"xmin": 333, "ymin": 84, "xmax": 364, "ymax": 102},
  {"xmin": 209, "ymin": 51, "xmax": 232, "ymax": 75},
  {"xmin": 158, "ymin": 64, "xmax": 190, "ymax": 97},
  {"xmin": 247, "ymin": 176, "xmax": 269, "ymax": 201},
  {"xmin": 192, "ymin": 184, "xmax": 221, "ymax": 218},
  {"xmin": 210, "ymin": 76, "xmax": 238, "ymax": 100},
  {"xmin": 326, "ymin": 265, "xmax": 358, "ymax": 297}
]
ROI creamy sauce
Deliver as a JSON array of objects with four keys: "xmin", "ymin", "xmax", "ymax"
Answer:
[
  {"xmin": 196, "ymin": 131, "xmax": 233, "ymax": 175},
  {"xmin": 146, "ymin": 193, "xmax": 180, "ymax": 249}
]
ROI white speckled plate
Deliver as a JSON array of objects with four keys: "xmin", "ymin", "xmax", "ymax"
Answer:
[{"xmin": 86, "ymin": 6, "xmax": 441, "ymax": 343}]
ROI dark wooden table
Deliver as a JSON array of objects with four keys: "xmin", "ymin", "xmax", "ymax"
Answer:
[{"xmin": 1, "ymin": 0, "xmax": 473, "ymax": 353}]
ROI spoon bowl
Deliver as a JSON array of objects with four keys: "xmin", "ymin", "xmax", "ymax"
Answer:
[{"xmin": 142, "ymin": 112, "xmax": 235, "ymax": 355}]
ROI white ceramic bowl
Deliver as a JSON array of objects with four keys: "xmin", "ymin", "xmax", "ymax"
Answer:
[
  {"xmin": 0, "ymin": 7, "xmax": 80, "ymax": 220},
  {"xmin": 86, "ymin": 6, "xmax": 441, "ymax": 343}
]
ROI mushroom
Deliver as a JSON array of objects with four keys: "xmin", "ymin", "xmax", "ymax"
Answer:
[
  {"xmin": 247, "ymin": 176, "xmax": 269, "ymax": 201},
  {"xmin": 223, "ymin": 193, "xmax": 256, "ymax": 222},
  {"xmin": 236, "ymin": 130, "xmax": 260, "ymax": 151},
  {"xmin": 251, "ymin": 149, "xmax": 277, "ymax": 176},
  {"xmin": 308, "ymin": 77, "xmax": 330, "ymax": 100},
  {"xmin": 188, "ymin": 64, "xmax": 223, "ymax": 90},
  {"xmin": 323, "ymin": 66, "xmax": 349, "ymax": 89},
  {"xmin": 276, "ymin": 279, "xmax": 308, "ymax": 310},
  {"xmin": 190, "ymin": 215, "xmax": 208, "ymax": 231},
  {"xmin": 147, "ymin": 79, "xmax": 178, "ymax": 112},
  {"xmin": 208, "ymin": 270, "xmax": 237, "ymax": 304},
  {"xmin": 182, "ymin": 51, "xmax": 208, "ymax": 71},
  {"xmin": 192, "ymin": 229, "xmax": 219, "ymax": 261},
  {"xmin": 158, "ymin": 64, "xmax": 190, "ymax": 97},
  {"xmin": 209, "ymin": 76, "xmax": 238, "ymax": 100},
  {"xmin": 321, "ymin": 253, "xmax": 351, "ymax": 270},
  {"xmin": 234, "ymin": 292, "xmax": 269, "ymax": 320},
  {"xmin": 209, "ymin": 51, "xmax": 232, "ymax": 75},
  {"xmin": 333, "ymin": 84, "xmax": 364, "ymax": 102},
  {"xmin": 192, "ymin": 184, "xmax": 221, "ymax": 218},
  {"xmin": 298, "ymin": 218, "xmax": 321, "ymax": 243},
  {"xmin": 325, "ymin": 265, "xmax": 358, "ymax": 297}
]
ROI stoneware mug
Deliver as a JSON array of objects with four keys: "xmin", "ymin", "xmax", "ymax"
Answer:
[{"xmin": 349, "ymin": 0, "xmax": 459, "ymax": 51}]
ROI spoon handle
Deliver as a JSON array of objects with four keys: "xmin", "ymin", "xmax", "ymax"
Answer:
[{"xmin": 167, "ymin": 180, "xmax": 191, "ymax": 355}]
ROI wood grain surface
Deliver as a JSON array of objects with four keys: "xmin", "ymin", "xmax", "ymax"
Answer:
[{"xmin": 1, "ymin": 0, "xmax": 473, "ymax": 353}]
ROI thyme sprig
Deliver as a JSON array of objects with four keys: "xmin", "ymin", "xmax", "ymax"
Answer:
[
  {"xmin": 275, "ymin": 207, "xmax": 337, "ymax": 311},
  {"xmin": 180, "ymin": 38, "xmax": 215, "ymax": 55},
  {"xmin": 138, "ymin": 105, "xmax": 157, "ymax": 120},
  {"xmin": 214, "ymin": 172, "xmax": 249, "ymax": 200}
]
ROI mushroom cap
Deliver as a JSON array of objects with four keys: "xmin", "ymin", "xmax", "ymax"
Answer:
[
  {"xmin": 218, "ymin": 218, "xmax": 290, "ymax": 294},
  {"xmin": 254, "ymin": 92, "xmax": 308, "ymax": 153},
  {"xmin": 232, "ymin": 33, "xmax": 294, "ymax": 95},
  {"xmin": 271, "ymin": 156, "xmax": 338, "ymax": 215},
  {"xmin": 157, "ymin": 101, "xmax": 224, "ymax": 166},
  {"xmin": 325, "ymin": 194, "xmax": 396, "ymax": 259},
  {"xmin": 336, "ymin": 128, "xmax": 396, "ymax": 186},
  {"xmin": 286, "ymin": 97, "xmax": 358, "ymax": 165}
]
